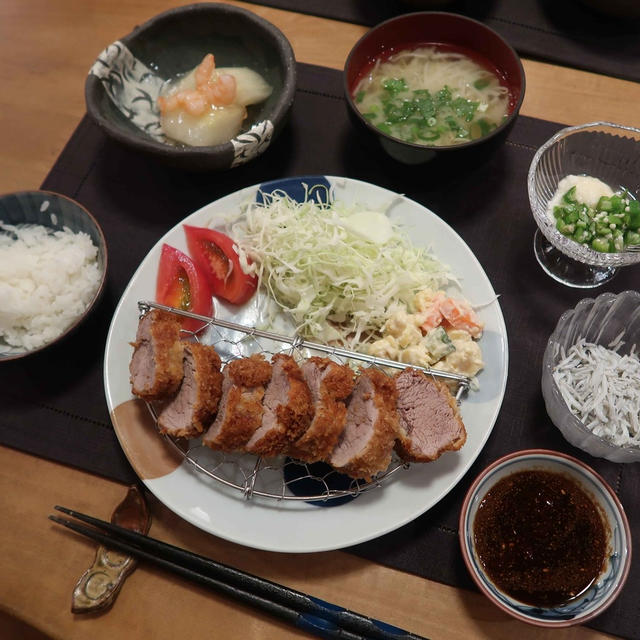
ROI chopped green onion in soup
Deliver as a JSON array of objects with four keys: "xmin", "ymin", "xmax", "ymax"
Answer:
[{"xmin": 353, "ymin": 45, "xmax": 510, "ymax": 146}]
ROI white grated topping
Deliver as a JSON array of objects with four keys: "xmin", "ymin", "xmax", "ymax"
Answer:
[{"xmin": 552, "ymin": 338, "xmax": 640, "ymax": 447}]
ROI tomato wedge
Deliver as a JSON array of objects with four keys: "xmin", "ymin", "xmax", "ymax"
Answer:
[
  {"xmin": 183, "ymin": 225, "xmax": 258, "ymax": 305},
  {"xmin": 156, "ymin": 243, "xmax": 213, "ymax": 332}
]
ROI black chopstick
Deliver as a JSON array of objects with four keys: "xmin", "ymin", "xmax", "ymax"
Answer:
[{"xmin": 50, "ymin": 506, "xmax": 429, "ymax": 640}]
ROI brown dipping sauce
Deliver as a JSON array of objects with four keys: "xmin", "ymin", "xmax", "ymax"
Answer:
[{"xmin": 473, "ymin": 469, "xmax": 608, "ymax": 607}]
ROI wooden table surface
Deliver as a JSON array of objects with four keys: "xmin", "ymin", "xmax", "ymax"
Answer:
[{"xmin": 1, "ymin": 1, "xmax": 637, "ymax": 639}]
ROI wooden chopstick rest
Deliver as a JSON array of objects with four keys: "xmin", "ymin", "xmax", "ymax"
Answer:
[{"xmin": 70, "ymin": 485, "xmax": 150, "ymax": 613}]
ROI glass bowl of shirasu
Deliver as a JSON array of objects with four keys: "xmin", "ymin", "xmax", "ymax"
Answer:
[{"xmin": 542, "ymin": 291, "xmax": 640, "ymax": 463}]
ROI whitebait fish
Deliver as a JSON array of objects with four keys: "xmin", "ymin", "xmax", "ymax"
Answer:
[{"xmin": 553, "ymin": 337, "xmax": 640, "ymax": 447}]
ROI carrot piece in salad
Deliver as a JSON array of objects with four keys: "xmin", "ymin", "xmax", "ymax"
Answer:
[{"xmin": 439, "ymin": 298, "xmax": 483, "ymax": 338}]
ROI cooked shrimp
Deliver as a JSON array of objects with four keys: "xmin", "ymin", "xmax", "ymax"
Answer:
[
  {"xmin": 158, "ymin": 89, "xmax": 208, "ymax": 116},
  {"xmin": 195, "ymin": 53, "xmax": 216, "ymax": 88},
  {"xmin": 205, "ymin": 73, "xmax": 237, "ymax": 106},
  {"xmin": 195, "ymin": 53, "xmax": 237, "ymax": 106},
  {"xmin": 158, "ymin": 53, "xmax": 237, "ymax": 115},
  {"xmin": 157, "ymin": 94, "xmax": 178, "ymax": 113},
  {"xmin": 177, "ymin": 90, "xmax": 208, "ymax": 116},
  {"xmin": 439, "ymin": 298, "xmax": 483, "ymax": 338}
]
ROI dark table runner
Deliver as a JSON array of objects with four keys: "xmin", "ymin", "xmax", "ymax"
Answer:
[
  {"xmin": 252, "ymin": 0, "xmax": 640, "ymax": 84},
  {"xmin": 2, "ymin": 62, "xmax": 639, "ymax": 638}
]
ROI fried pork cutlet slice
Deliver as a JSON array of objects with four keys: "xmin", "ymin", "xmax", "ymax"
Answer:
[
  {"xmin": 245, "ymin": 354, "xmax": 313, "ymax": 457},
  {"xmin": 394, "ymin": 368, "xmax": 466, "ymax": 462},
  {"xmin": 157, "ymin": 343, "xmax": 223, "ymax": 438},
  {"xmin": 330, "ymin": 368, "xmax": 399, "ymax": 481},
  {"xmin": 129, "ymin": 310, "xmax": 184, "ymax": 401},
  {"xmin": 289, "ymin": 357, "xmax": 354, "ymax": 463},
  {"xmin": 202, "ymin": 354, "xmax": 272, "ymax": 452}
]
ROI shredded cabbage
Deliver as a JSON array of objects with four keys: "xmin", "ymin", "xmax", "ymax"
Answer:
[{"xmin": 230, "ymin": 186, "xmax": 453, "ymax": 348}]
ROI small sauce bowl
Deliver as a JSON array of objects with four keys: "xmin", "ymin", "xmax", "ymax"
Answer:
[{"xmin": 459, "ymin": 449, "xmax": 631, "ymax": 627}]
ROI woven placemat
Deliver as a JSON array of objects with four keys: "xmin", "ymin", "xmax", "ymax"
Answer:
[{"xmin": 1, "ymin": 62, "xmax": 638, "ymax": 638}]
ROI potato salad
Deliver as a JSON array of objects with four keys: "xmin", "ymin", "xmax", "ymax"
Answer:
[{"xmin": 368, "ymin": 288, "xmax": 484, "ymax": 382}]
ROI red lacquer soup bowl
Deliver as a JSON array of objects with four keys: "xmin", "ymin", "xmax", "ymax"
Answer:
[{"xmin": 343, "ymin": 12, "xmax": 525, "ymax": 165}]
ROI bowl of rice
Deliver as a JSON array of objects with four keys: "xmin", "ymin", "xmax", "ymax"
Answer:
[
  {"xmin": 0, "ymin": 190, "xmax": 107, "ymax": 361},
  {"xmin": 541, "ymin": 291, "xmax": 640, "ymax": 462}
]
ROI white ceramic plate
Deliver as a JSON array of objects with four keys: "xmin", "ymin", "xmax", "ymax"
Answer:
[{"xmin": 104, "ymin": 175, "xmax": 508, "ymax": 553}]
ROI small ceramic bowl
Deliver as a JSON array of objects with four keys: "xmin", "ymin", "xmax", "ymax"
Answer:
[
  {"xmin": 343, "ymin": 12, "xmax": 525, "ymax": 164},
  {"xmin": 85, "ymin": 3, "xmax": 296, "ymax": 171},
  {"xmin": 0, "ymin": 191, "xmax": 107, "ymax": 361},
  {"xmin": 528, "ymin": 122, "xmax": 640, "ymax": 288},
  {"xmin": 542, "ymin": 291, "xmax": 640, "ymax": 462},
  {"xmin": 460, "ymin": 449, "xmax": 631, "ymax": 628}
]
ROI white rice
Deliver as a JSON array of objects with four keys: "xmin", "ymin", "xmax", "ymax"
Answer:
[{"xmin": 0, "ymin": 222, "xmax": 101, "ymax": 351}]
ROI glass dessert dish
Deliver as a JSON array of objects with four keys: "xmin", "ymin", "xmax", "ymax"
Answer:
[{"xmin": 528, "ymin": 122, "xmax": 640, "ymax": 288}]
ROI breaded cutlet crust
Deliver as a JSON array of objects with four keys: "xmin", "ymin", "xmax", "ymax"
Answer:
[
  {"xmin": 158, "ymin": 342, "xmax": 223, "ymax": 438},
  {"xmin": 188, "ymin": 343, "xmax": 223, "ymax": 432},
  {"xmin": 246, "ymin": 354, "xmax": 313, "ymax": 457},
  {"xmin": 228, "ymin": 354, "xmax": 272, "ymax": 387},
  {"xmin": 130, "ymin": 310, "xmax": 183, "ymax": 400},
  {"xmin": 203, "ymin": 354, "xmax": 272, "ymax": 452},
  {"xmin": 289, "ymin": 358, "xmax": 354, "ymax": 463},
  {"xmin": 333, "ymin": 368, "xmax": 400, "ymax": 481},
  {"xmin": 311, "ymin": 357, "xmax": 355, "ymax": 399}
]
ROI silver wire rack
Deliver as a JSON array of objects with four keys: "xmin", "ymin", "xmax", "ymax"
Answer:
[{"xmin": 138, "ymin": 300, "xmax": 471, "ymax": 503}]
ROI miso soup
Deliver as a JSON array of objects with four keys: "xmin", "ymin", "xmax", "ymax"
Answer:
[{"xmin": 353, "ymin": 45, "xmax": 511, "ymax": 146}]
